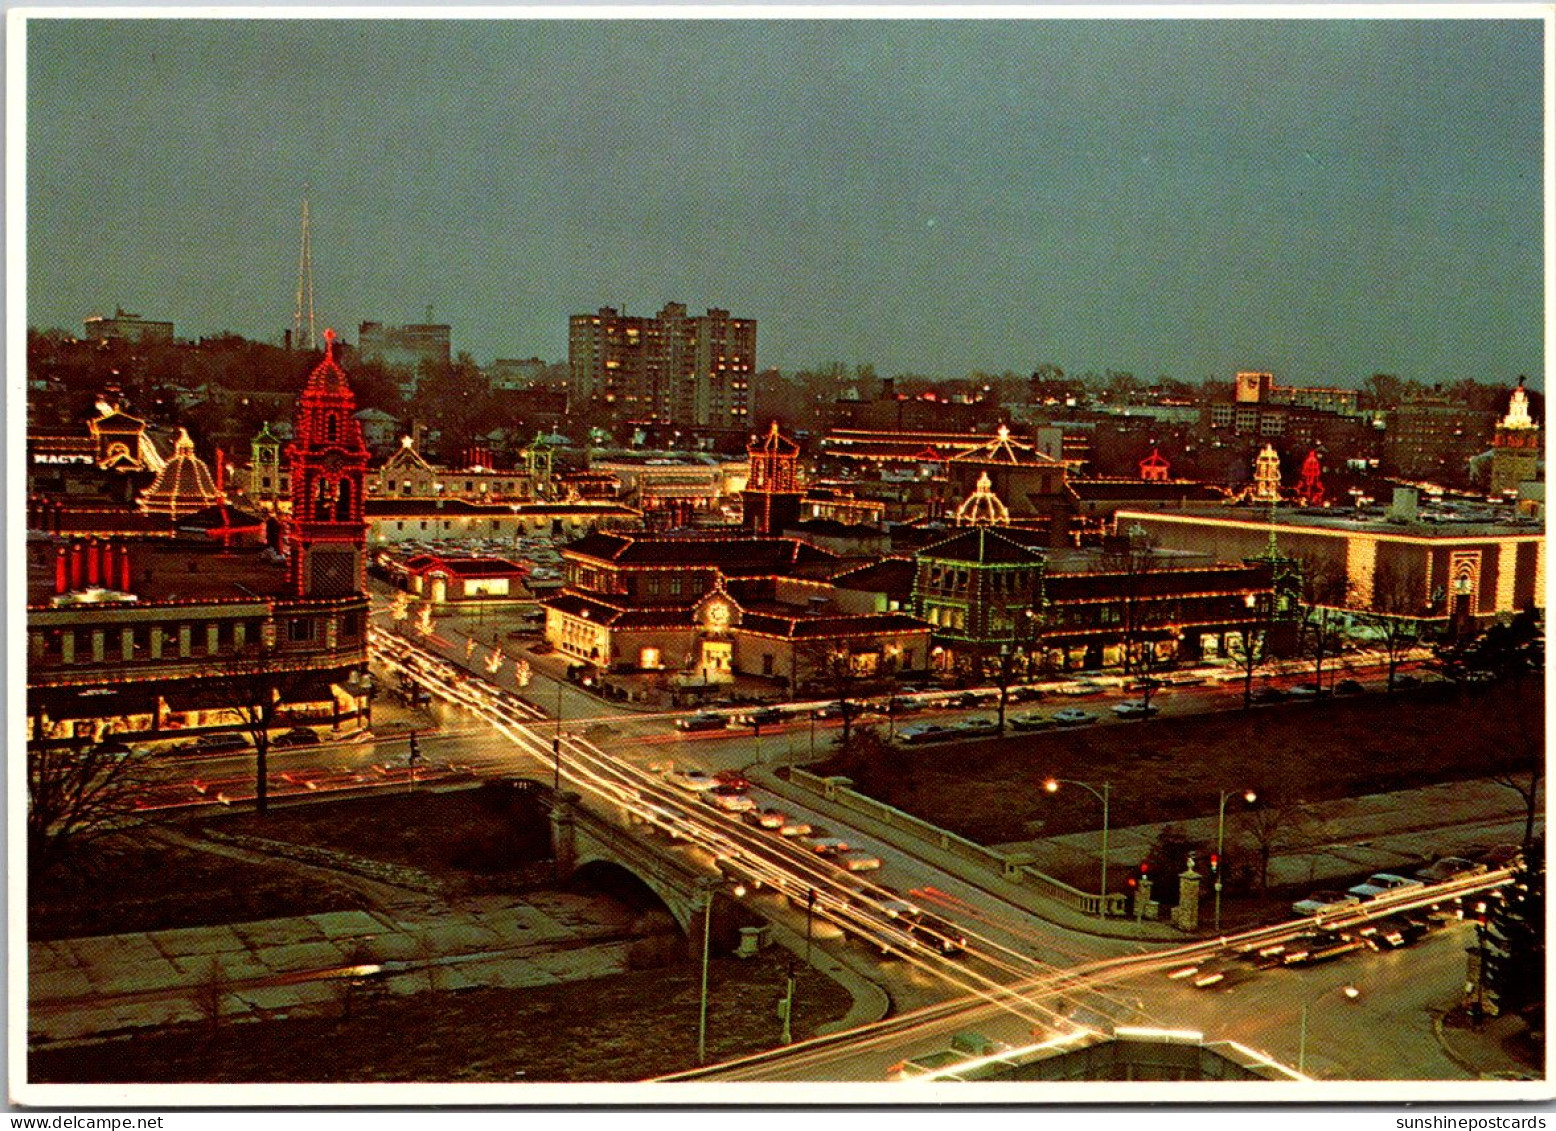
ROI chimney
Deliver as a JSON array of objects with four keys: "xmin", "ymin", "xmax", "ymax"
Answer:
[{"xmin": 1387, "ymin": 487, "xmax": 1418, "ymax": 524}]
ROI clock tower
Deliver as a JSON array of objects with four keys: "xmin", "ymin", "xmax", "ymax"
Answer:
[{"xmin": 287, "ymin": 329, "xmax": 369, "ymax": 598}]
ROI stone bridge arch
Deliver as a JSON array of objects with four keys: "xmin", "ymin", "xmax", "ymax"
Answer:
[{"xmin": 569, "ymin": 854, "xmax": 694, "ymax": 933}]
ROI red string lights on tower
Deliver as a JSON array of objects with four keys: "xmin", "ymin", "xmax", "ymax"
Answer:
[{"xmin": 286, "ymin": 329, "xmax": 369, "ymax": 599}]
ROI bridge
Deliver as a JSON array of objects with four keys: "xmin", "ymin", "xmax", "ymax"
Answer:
[{"xmin": 550, "ymin": 791, "xmax": 744, "ymax": 955}]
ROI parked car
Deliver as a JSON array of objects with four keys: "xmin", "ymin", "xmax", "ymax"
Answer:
[
  {"xmin": 676, "ymin": 713, "xmax": 728, "ymax": 733},
  {"xmin": 672, "ymin": 770, "xmax": 716, "ymax": 792},
  {"xmin": 742, "ymin": 808, "xmax": 787, "ymax": 830},
  {"xmin": 272, "ymin": 727, "xmax": 321, "ymax": 748},
  {"xmin": 1346, "ymin": 872, "xmax": 1425, "ymax": 901},
  {"xmin": 954, "ymin": 718, "xmax": 1000, "ymax": 738},
  {"xmin": 89, "ymin": 740, "xmax": 137, "ymax": 760},
  {"xmin": 702, "ymin": 786, "xmax": 756, "ymax": 813},
  {"xmin": 900, "ymin": 723, "xmax": 954, "ymax": 745},
  {"xmin": 1009, "ymin": 712, "xmax": 1053, "ymax": 731},
  {"xmin": 1112, "ymin": 699, "xmax": 1159, "ymax": 718},
  {"xmin": 1335, "ymin": 679, "xmax": 1365, "ymax": 696},
  {"xmin": 1288, "ymin": 683, "xmax": 1331, "ymax": 699},
  {"xmin": 1291, "ymin": 890, "xmax": 1362, "ymax": 918},
  {"xmin": 184, "ymin": 733, "xmax": 250, "ymax": 755},
  {"xmin": 1478, "ymin": 844, "xmax": 1525, "ymax": 871},
  {"xmin": 1415, "ymin": 856, "xmax": 1488, "ymax": 883},
  {"xmin": 1052, "ymin": 708, "xmax": 1095, "ymax": 727},
  {"xmin": 838, "ymin": 851, "xmax": 883, "ymax": 872}
]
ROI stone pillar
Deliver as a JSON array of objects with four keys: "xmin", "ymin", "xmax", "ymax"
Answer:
[
  {"xmin": 1172, "ymin": 863, "xmax": 1202, "ymax": 932},
  {"xmin": 1137, "ymin": 874, "xmax": 1154, "ymax": 922},
  {"xmin": 550, "ymin": 789, "xmax": 580, "ymax": 878}
]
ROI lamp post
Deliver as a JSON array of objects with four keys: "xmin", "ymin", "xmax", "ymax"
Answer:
[
  {"xmin": 996, "ymin": 642, "xmax": 1012, "ymax": 737},
  {"xmin": 553, "ymin": 676, "xmax": 563, "ymax": 794},
  {"xmin": 1215, "ymin": 788, "xmax": 1257, "ymax": 933},
  {"xmin": 697, "ymin": 876, "xmax": 718, "ymax": 1065},
  {"xmin": 1045, "ymin": 778, "xmax": 1112, "ymax": 917}
]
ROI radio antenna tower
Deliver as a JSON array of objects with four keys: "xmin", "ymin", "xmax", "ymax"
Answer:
[{"xmin": 293, "ymin": 192, "xmax": 317, "ymax": 351}]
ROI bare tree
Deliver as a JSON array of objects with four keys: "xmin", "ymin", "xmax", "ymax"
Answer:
[
  {"xmin": 1296, "ymin": 555, "xmax": 1352, "ymax": 692},
  {"xmin": 1238, "ymin": 755, "xmax": 1312, "ymax": 892},
  {"xmin": 209, "ymin": 643, "xmax": 329, "ymax": 815},
  {"xmin": 1489, "ymin": 673, "xmax": 1544, "ymax": 850},
  {"xmin": 1359, "ymin": 561, "xmax": 1431, "ymax": 692},
  {"xmin": 1228, "ymin": 599, "xmax": 1272, "ymax": 710},
  {"xmin": 1102, "ymin": 526, "xmax": 1162, "ymax": 677},
  {"xmin": 27, "ymin": 740, "xmax": 148, "ymax": 886},
  {"xmin": 795, "ymin": 636, "xmax": 886, "ymax": 748}
]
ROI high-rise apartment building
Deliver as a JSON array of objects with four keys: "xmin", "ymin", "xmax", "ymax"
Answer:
[{"xmin": 569, "ymin": 304, "xmax": 754, "ymax": 428}]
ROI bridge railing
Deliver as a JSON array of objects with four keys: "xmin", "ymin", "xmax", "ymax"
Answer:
[{"xmin": 787, "ymin": 768, "xmax": 1125, "ymax": 917}]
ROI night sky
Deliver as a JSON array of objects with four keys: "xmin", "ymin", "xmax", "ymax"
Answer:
[{"xmin": 24, "ymin": 17, "xmax": 1546, "ymax": 387}]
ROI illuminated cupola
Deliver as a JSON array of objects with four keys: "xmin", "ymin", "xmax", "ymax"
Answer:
[
  {"xmin": 742, "ymin": 422, "xmax": 803, "ymax": 535},
  {"xmin": 137, "ymin": 428, "xmax": 225, "ymax": 519},
  {"xmin": 286, "ymin": 329, "xmax": 369, "ymax": 597},
  {"xmin": 954, "ymin": 471, "xmax": 1010, "ymax": 527}
]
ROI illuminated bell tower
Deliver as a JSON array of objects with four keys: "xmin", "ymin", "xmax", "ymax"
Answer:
[
  {"xmin": 1252, "ymin": 444, "xmax": 1283, "ymax": 504},
  {"xmin": 743, "ymin": 422, "xmax": 803, "ymax": 536},
  {"xmin": 287, "ymin": 329, "xmax": 368, "ymax": 597},
  {"xmin": 1490, "ymin": 378, "xmax": 1540, "ymax": 496}
]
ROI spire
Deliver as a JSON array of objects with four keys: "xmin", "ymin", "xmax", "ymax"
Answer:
[
  {"xmin": 1252, "ymin": 444, "xmax": 1282, "ymax": 504},
  {"xmin": 294, "ymin": 193, "xmax": 316, "ymax": 351}
]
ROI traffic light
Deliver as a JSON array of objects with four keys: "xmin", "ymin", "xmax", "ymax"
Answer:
[{"xmin": 1209, "ymin": 853, "xmax": 1220, "ymax": 873}]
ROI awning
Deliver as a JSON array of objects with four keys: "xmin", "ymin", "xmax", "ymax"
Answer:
[{"xmin": 30, "ymin": 686, "xmax": 161, "ymax": 721}]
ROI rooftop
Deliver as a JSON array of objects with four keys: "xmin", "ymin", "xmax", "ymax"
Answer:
[{"xmin": 1117, "ymin": 501, "xmax": 1543, "ymax": 539}]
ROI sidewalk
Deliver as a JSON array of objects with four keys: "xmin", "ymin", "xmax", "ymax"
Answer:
[
  {"xmin": 997, "ymin": 776, "xmax": 1542, "ymax": 895},
  {"xmin": 751, "ymin": 766, "xmax": 1183, "ymax": 942}
]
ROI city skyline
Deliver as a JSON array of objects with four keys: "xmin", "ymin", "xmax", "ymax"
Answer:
[{"xmin": 25, "ymin": 16, "xmax": 1547, "ymax": 388}]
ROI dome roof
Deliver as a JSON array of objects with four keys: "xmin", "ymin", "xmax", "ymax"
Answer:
[{"xmin": 138, "ymin": 428, "xmax": 226, "ymax": 519}]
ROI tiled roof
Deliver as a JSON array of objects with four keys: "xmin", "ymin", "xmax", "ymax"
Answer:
[
  {"xmin": 565, "ymin": 532, "xmax": 839, "ymax": 573},
  {"xmin": 917, "ymin": 527, "xmax": 1048, "ymax": 565}
]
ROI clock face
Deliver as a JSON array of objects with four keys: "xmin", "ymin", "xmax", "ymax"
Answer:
[{"xmin": 707, "ymin": 602, "xmax": 730, "ymax": 627}]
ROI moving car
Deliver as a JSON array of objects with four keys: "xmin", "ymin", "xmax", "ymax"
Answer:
[
  {"xmin": 1008, "ymin": 686, "xmax": 1046, "ymax": 704},
  {"xmin": 799, "ymin": 836, "xmax": 852, "ymax": 857},
  {"xmin": 1252, "ymin": 687, "xmax": 1289, "ymax": 703},
  {"xmin": 1062, "ymin": 682, "xmax": 1107, "ymax": 697},
  {"xmin": 776, "ymin": 816, "xmax": 814, "ymax": 838},
  {"xmin": 676, "ymin": 713, "xmax": 728, "ymax": 733},
  {"xmin": 1357, "ymin": 915, "xmax": 1431, "ymax": 951},
  {"xmin": 702, "ymin": 786, "xmax": 756, "ymax": 813},
  {"xmin": 1335, "ymin": 679, "xmax": 1365, "ymax": 696},
  {"xmin": 742, "ymin": 808, "xmax": 787, "ymax": 830},
  {"xmin": 838, "ymin": 851, "xmax": 883, "ymax": 872},
  {"xmin": 1052, "ymin": 708, "xmax": 1095, "ymax": 727},
  {"xmin": 272, "ymin": 727, "xmax": 321, "ymax": 748},
  {"xmin": 1280, "ymin": 929, "xmax": 1364, "ymax": 966},
  {"xmin": 1291, "ymin": 890, "xmax": 1361, "ymax": 918},
  {"xmin": 672, "ymin": 770, "xmax": 716, "ymax": 792},
  {"xmin": 1346, "ymin": 872, "xmax": 1425, "ymax": 901},
  {"xmin": 742, "ymin": 707, "xmax": 787, "ymax": 728},
  {"xmin": 906, "ymin": 911, "xmax": 968, "ymax": 956},
  {"xmin": 712, "ymin": 769, "xmax": 751, "ymax": 790}
]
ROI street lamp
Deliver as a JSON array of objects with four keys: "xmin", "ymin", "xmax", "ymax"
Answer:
[
  {"xmin": 697, "ymin": 876, "xmax": 718, "ymax": 1065},
  {"xmin": 1215, "ymin": 788, "xmax": 1257, "ymax": 933},
  {"xmin": 1045, "ymin": 778, "xmax": 1112, "ymax": 917}
]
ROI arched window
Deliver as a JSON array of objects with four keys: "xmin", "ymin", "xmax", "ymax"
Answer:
[
  {"xmin": 326, "ymin": 415, "xmax": 338, "ymax": 441},
  {"xmin": 315, "ymin": 477, "xmax": 332, "ymax": 521},
  {"xmin": 335, "ymin": 478, "xmax": 353, "ymax": 521}
]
